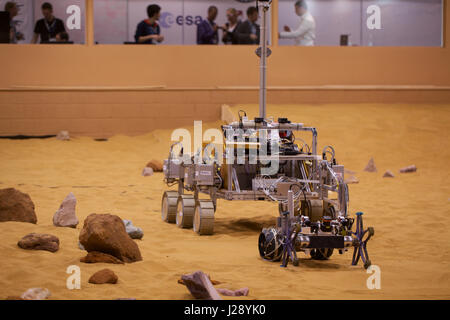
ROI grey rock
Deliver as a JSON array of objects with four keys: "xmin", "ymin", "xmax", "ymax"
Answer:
[
  {"xmin": 142, "ymin": 167, "xmax": 154, "ymax": 177},
  {"xmin": 363, "ymin": 157, "xmax": 377, "ymax": 172},
  {"xmin": 217, "ymin": 287, "xmax": 249, "ymax": 297},
  {"xmin": 399, "ymin": 165, "xmax": 417, "ymax": 173},
  {"xmin": 123, "ymin": 219, "xmax": 144, "ymax": 240},
  {"xmin": 20, "ymin": 288, "xmax": 51, "ymax": 300},
  {"xmin": 53, "ymin": 192, "xmax": 78, "ymax": 228},
  {"xmin": 383, "ymin": 170, "xmax": 395, "ymax": 178},
  {"xmin": 56, "ymin": 131, "xmax": 70, "ymax": 141},
  {"xmin": 181, "ymin": 271, "xmax": 222, "ymax": 300}
]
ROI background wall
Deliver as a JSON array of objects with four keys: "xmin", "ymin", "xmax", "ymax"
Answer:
[{"xmin": 0, "ymin": 0, "xmax": 449, "ymax": 137}]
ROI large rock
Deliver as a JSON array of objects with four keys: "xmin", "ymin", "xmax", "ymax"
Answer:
[
  {"xmin": 18, "ymin": 233, "xmax": 59, "ymax": 253},
  {"xmin": 123, "ymin": 219, "xmax": 144, "ymax": 240},
  {"xmin": 180, "ymin": 271, "xmax": 222, "ymax": 300},
  {"xmin": 363, "ymin": 158, "xmax": 377, "ymax": 172},
  {"xmin": 344, "ymin": 175, "xmax": 359, "ymax": 184},
  {"xmin": 89, "ymin": 269, "xmax": 118, "ymax": 284},
  {"xmin": 80, "ymin": 251, "xmax": 124, "ymax": 264},
  {"xmin": 0, "ymin": 188, "xmax": 37, "ymax": 224},
  {"xmin": 79, "ymin": 213, "xmax": 142, "ymax": 263},
  {"xmin": 53, "ymin": 192, "xmax": 78, "ymax": 228},
  {"xmin": 20, "ymin": 288, "xmax": 51, "ymax": 300},
  {"xmin": 146, "ymin": 160, "xmax": 163, "ymax": 172}
]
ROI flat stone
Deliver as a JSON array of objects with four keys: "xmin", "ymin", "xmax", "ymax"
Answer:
[
  {"xmin": 18, "ymin": 233, "xmax": 59, "ymax": 253},
  {"xmin": 217, "ymin": 287, "xmax": 249, "ymax": 297},
  {"xmin": 80, "ymin": 251, "xmax": 124, "ymax": 264},
  {"xmin": 20, "ymin": 288, "xmax": 51, "ymax": 300},
  {"xmin": 180, "ymin": 271, "xmax": 222, "ymax": 300},
  {"xmin": 399, "ymin": 165, "xmax": 417, "ymax": 173}
]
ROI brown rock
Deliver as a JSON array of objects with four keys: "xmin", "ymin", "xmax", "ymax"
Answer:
[
  {"xmin": 146, "ymin": 160, "xmax": 163, "ymax": 172},
  {"xmin": 79, "ymin": 213, "xmax": 142, "ymax": 263},
  {"xmin": 0, "ymin": 188, "xmax": 37, "ymax": 224},
  {"xmin": 383, "ymin": 170, "xmax": 395, "ymax": 178},
  {"xmin": 88, "ymin": 269, "xmax": 118, "ymax": 284},
  {"xmin": 18, "ymin": 233, "xmax": 59, "ymax": 253},
  {"xmin": 363, "ymin": 157, "xmax": 377, "ymax": 172},
  {"xmin": 53, "ymin": 192, "xmax": 78, "ymax": 228},
  {"xmin": 180, "ymin": 271, "xmax": 222, "ymax": 300},
  {"xmin": 80, "ymin": 251, "xmax": 124, "ymax": 264},
  {"xmin": 217, "ymin": 287, "xmax": 249, "ymax": 297},
  {"xmin": 400, "ymin": 165, "xmax": 417, "ymax": 173}
]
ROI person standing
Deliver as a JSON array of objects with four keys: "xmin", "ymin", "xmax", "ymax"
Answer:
[
  {"xmin": 32, "ymin": 2, "xmax": 66, "ymax": 44},
  {"xmin": 279, "ymin": 0, "xmax": 316, "ymax": 46},
  {"xmin": 235, "ymin": 7, "xmax": 260, "ymax": 45},
  {"xmin": 221, "ymin": 8, "xmax": 241, "ymax": 45},
  {"xmin": 197, "ymin": 6, "xmax": 218, "ymax": 45},
  {"xmin": 135, "ymin": 4, "xmax": 164, "ymax": 44},
  {"xmin": 4, "ymin": 1, "xmax": 24, "ymax": 43}
]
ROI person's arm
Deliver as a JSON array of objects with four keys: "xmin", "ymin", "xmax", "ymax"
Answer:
[
  {"xmin": 31, "ymin": 33, "xmax": 39, "ymax": 44},
  {"xmin": 135, "ymin": 22, "xmax": 157, "ymax": 43},
  {"xmin": 279, "ymin": 18, "xmax": 313, "ymax": 39},
  {"xmin": 199, "ymin": 23, "xmax": 216, "ymax": 43}
]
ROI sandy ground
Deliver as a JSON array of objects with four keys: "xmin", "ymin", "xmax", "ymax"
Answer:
[{"xmin": 0, "ymin": 103, "xmax": 449, "ymax": 300}]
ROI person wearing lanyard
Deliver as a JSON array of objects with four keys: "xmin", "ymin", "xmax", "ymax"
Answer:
[
  {"xmin": 279, "ymin": 0, "xmax": 316, "ymax": 46},
  {"xmin": 32, "ymin": 2, "xmax": 66, "ymax": 44},
  {"xmin": 196, "ymin": 6, "xmax": 219, "ymax": 45},
  {"xmin": 235, "ymin": 7, "xmax": 260, "ymax": 45}
]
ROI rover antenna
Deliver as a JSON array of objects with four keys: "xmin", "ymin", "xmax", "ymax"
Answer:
[{"xmin": 256, "ymin": 0, "xmax": 272, "ymax": 120}]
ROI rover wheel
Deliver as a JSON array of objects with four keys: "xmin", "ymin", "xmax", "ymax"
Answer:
[
  {"xmin": 310, "ymin": 248, "xmax": 334, "ymax": 260},
  {"xmin": 161, "ymin": 191, "xmax": 178, "ymax": 223},
  {"xmin": 176, "ymin": 195, "xmax": 195, "ymax": 228},
  {"xmin": 193, "ymin": 200, "xmax": 215, "ymax": 235},
  {"xmin": 258, "ymin": 227, "xmax": 282, "ymax": 262},
  {"xmin": 309, "ymin": 200, "xmax": 324, "ymax": 222}
]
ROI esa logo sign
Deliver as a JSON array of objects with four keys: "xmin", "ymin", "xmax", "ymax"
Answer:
[{"xmin": 159, "ymin": 12, "xmax": 203, "ymax": 28}]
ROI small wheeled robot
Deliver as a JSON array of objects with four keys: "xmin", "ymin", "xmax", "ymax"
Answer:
[{"xmin": 160, "ymin": 0, "xmax": 374, "ymax": 268}]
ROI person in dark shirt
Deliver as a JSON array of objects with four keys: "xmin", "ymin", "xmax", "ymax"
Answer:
[
  {"xmin": 135, "ymin": 4, "xmax": 164, "ymax": 44},
  {"xmin": 196, "ymin": 6, "xmax": 218, "ymax": 45},
  {"xmin": 222, "ymin": 8, "xmax": 241, "ymax": 45},
  {"xmin": 4, "ymin": 1, "xmax": 24, "ymax": 43},
  {"xmin": 235, "ymin": 6, "xmax": 260, "ymax": 45},
  {"xmin": 32, "ymin": 2, "xmax": 66, "ymax": 44}
]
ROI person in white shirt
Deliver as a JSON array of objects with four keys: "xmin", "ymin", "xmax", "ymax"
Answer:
[{"xmin": 279, "ymin": 0, "xmax": 316, "ymax": 46}]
